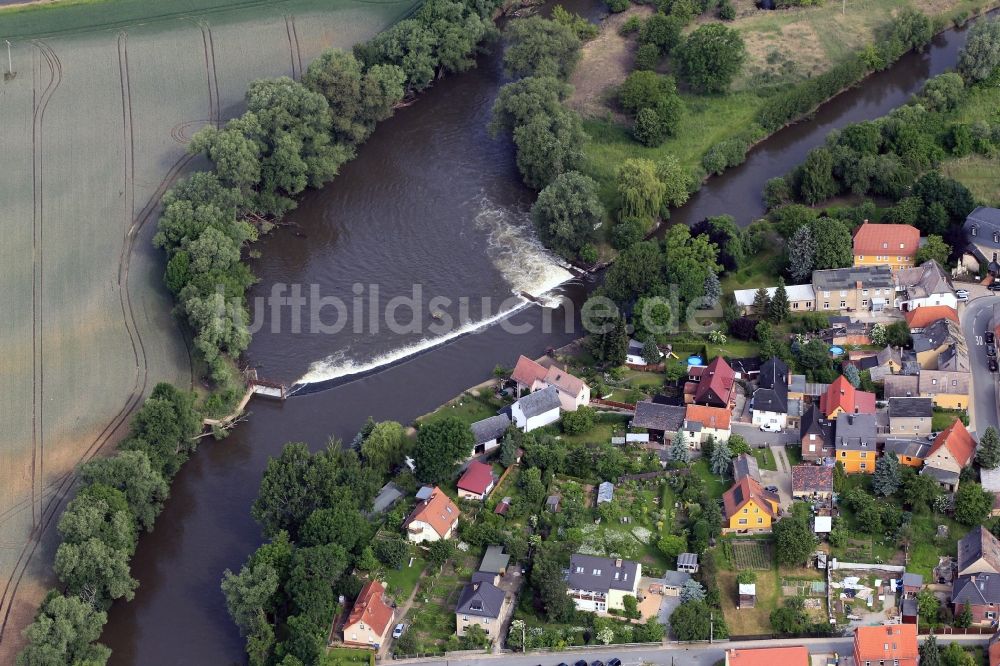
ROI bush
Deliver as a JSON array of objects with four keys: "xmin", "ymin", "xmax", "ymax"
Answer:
[
  {"xmin": 763, "ymin": 177, "xmax": 790, "ymax": 209},
  {"xmin": 634, "ymin": 43, "xmax": 662, "ymax": 71},
  {"xmin": 634, "ymin": 107, "xmax": 668, "ymax": 146},
  {"xmin": 532, "ymin": 171, "xmax": 605, "ymax": 257},
  {"xmin": 958, "ymin": 15, "xmax": 1000, "ymax": 82},
  {"xmin": 675, "ymin": 24, "xmax": 746, "ymax": 93},
  {"xmin": 620, "ymin": 15, "xmax": 643, "ymax": 35},
  {"xmin": 639, "ymin": 13, "xmax": 684, "ymax": 54},
  {"xmin": 612, "ymin": 218, "xmax": 647, "ymax": 249},
  {"xmin": 563, "ymin": 406, "xmax": 597, "ymax": 435},
  {"xmin": 608, "ymin": 0, "xmax": 631, "ymax": 11},
  {"xmin": 729, "ymin": 316, "xmax": 758, "ymax": 340},
  {"xmin": 718, "ymin": 0, "xmax": 735, "ymax": 20},
  {"xmin": 702, "ymin": 136, "xmax": 749, "ymax": 175}
]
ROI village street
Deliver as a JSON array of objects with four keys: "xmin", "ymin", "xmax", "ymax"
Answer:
[{"xmin": 960, "ymin": 293, "xmax": 1000, "ymax": 436}]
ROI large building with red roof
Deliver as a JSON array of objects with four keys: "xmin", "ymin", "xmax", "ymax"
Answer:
[
  {"xmin": 853, "ymin": 625, "xmax": 918, "ymax": 666},
  {"xmin": 725, "ymin": 646, "xmax": 809, "ymax": 666},
  {"xmin": 853, "ymin": 222, "xmax": 920, "ymax": 271},
  {"xmin": 688, "ymin": 356, "xmax": 736, "ymax": 408},
  {"xmin": 343, "ymin": 580, "xmax": 394, "ymax": 648}
]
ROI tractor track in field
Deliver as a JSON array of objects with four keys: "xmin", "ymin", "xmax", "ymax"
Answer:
[{"xmin": 284, "ymin": 14, "xmax": 304, "ymax": 80}]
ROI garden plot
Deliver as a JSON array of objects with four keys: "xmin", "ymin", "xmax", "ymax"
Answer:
[
  {"xmin": 0, "ymin": 0, "xmax": 419, "ymax": 656},
  {"xmin": 729, "ymin": 541, "xmax": 774, "ymax": 570}
]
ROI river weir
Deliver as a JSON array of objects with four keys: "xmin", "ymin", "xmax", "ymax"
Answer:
[{"xmin": 102, "ymin": 6, "xmax": 993, "ymax": 664}]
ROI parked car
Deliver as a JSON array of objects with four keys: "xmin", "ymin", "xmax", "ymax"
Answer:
[
  {"xmin": 575, "ymin": 660, "xmax": 588, "ymax": 666},
  {"xmin": 987, "ymin": 331, "xmax": 996, "ymax": 344},
  {"xmin": 989, "ymin": 282, "xmax": 1000, "ymax": 291},
  {"xmin": 608, "ymin": 659, "xmax": 622, "ymax": 666},
  {"xmin": 765, "ymin": 485, "xmax": 779, "ymax": 494},
  {"xmin": 956, "ymin": 289, "xmax": 970, "ymax": 300},
  {"xmin": 392, "ymin": 623, "xmax": 405, "ymax": 639},
  {"xmin": 591, "ymin": 661, "xmax": 605, "ymax": 666},
  {"xmin": 988, "ymin": 344, "xmax": 997, "ymax": 357},
  {"xmin": 991, "ymin": 358, "xmax": 999, "ymax": 372},
  {"xmin": 759, "ymin": 422, "xmax": 782, "ymax": 432}
]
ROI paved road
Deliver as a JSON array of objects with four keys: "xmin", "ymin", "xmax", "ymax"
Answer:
[
  {"xmin": 731, "ymin": 423, "xmax": 797, "ymax": 447},
  {"xmin": 959, "ymin": 294, "xmax": 1000, "ymax": 436},
  {"xmin": 396, "ymin": 635, "xmax": 991, "ymax": 666}
]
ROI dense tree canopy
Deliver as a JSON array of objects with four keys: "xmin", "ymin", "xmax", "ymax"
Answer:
[
  {"xmin": 532, "ymin": 171, "xmax": 605, "ymax": 258},
  {"xmin": 959, "ymin": 17, "xmax": 1000, "ymax": 82},
  {"xmin": 413, "ymin": 416, "xmax": 475, "ymax": 483},
  {"xmin": 675, "ymin": 24, "xmax": 746, "ymax": 93},
  {"xmin": 503, "ymin": 16, "xmax": 582, "ymax": 80}
]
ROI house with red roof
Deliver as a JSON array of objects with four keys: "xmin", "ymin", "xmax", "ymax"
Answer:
[
  {"xmin": 457, "ymin": 461, "xmax": 495, "ymax": 501},
  {"xmin": 343, "ymin": 580, "xmax": 394, "ymax": 648},
  {"xmin": 511, "ymin": 355, "xmax": 548, "ymax": 395},
  {"xmin": 404, "ymin": 486, "xmax": 460, "ymax": 543},
  {"xmin": 853, "ymin": 221, "xmax": 920, "ymax": 272},
  {"xmin": 509, "ymin": 355, "xmax": 590, "ymax": 411},
  {"xmin": 904, "ymin": 304, "xmax": 959, "ymax": 331},
  {"xmin": 688, "ymin": 356, "xmax": 736, "ymax": 408},
  {"xmin": 723, "ymin": 477, "xmax": 779, "ymax": 532},
  {"xmin": 818, "ymin": 375, "xmax": 876, "ymax": 420},
  {"xmin": 725, "ymin": 646, "xmax": 808, "ymax": 666},
  {"xmin": 853, "ymin": 625, "xmax": 918, "ymax": 666},
  {"xmin": 683, "ymin": 404, "xmax": 732, "ymax": 447},
  {"xmin": 922, "ymin": 418, "xmax": 977, "ymax": 491}
]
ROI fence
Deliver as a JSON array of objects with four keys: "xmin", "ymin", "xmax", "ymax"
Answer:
[{"xmin": 593, "ymin": 397, "xmax": 635, "ymax": 410}]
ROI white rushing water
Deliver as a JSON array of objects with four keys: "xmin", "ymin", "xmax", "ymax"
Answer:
[{"xmin": 295, "ymin": 196, "xmax": 575, "ymax": 385}]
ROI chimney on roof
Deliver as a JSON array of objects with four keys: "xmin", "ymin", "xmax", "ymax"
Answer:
[{"xmin": 848, "ymin": 414, "xmax": 854, "ymax": 425}]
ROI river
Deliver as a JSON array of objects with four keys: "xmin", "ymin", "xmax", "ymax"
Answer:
[{"xmin": 102, "ymin": 5, "xmax": 986, "ymax": 664}]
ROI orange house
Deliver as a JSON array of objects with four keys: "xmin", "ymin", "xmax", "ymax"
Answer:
[
  {"xmin": 853, "ymin": 222, "xmax": 920, "ymax": 271},
  {"xmin": 343, "ymin": 580, "xmax": 394, "ymax": 648},
  {"xmin": 819, "ymin": 375, "xmax": 877, "ymax": 420},
  {"xmin": 853, "ymin": 625, "xmax": 918, "ymax": 666},
  {"xmin": 723, "ymin": 477, "xmax": 779, "ymax": 531}
]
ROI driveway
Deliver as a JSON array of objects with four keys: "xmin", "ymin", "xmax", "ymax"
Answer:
[
  {"xmin": 760, "ymin": 446, "xmax": 794, "ymax": 511},
  {"xmin": 731, "ymin": 422, "xmax": 797, "ymax": 447},
  {"xmin": 959, "ymin": 294, "xmax": 1000, "ymax": 436}
]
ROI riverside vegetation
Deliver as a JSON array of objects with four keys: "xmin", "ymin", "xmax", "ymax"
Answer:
[{"xmin": 14, "ymin": 0, "xmax": 503, "ymax": 662}]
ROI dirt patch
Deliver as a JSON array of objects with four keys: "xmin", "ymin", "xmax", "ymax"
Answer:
[{"xmin": 566, "ymin": 5, "xmax": 655, "ymax": 119}]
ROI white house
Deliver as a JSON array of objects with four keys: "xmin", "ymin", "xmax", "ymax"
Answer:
[
  {"xmin": 470, "ymin": 414, "xmax": 511, "ymax": 455},
  {"xmin": 734, "ymin": 284, "xmax": 816, "ymax": 315},
  {"xmin": 750, "ymin": 357, "xmax": 790, "ymax": 430},
  {"xmin": 565, "ymin": 554, "xmax": 641, "ymax": 613},
  {"xmin": 895, "ymin": 260, "xmax": 958, "ymax": 311},
  {"xmin": 403, "ymin": 487, "xmax": 460, "ymax": 543},
  {"xmin": 626, "ymin": 339, "xmax": 661, "ymax": 366},
  {"xmin": 510, "ymin": 385, "xmax": 561, "ymax": 432}
]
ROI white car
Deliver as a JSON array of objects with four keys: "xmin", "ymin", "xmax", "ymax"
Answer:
[
  {"xmin": 392, "ymin": 623, "xmax": 405, "ymax": 639},
  {"xmin": 759, "ymin": 422, "xmax": 782, "ymax": 432},
  {"xmin": 956, "ymin": 289, "xmax": 970, "ymax": 300}
]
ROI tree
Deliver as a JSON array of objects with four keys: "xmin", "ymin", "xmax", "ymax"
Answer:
[
  {"xmin": 300, "ymin": 506, "xmax": 370, "ymax": 552},
  {"xmin": 797, "ymin": 148, "xmax": 839, "ymax": 204},
  {"xmin": 603, "ymin": 241, "xmax": 663, "ymax": 306},
  {"xmin": 704, "ymin": 271, "xmax": 722, "ymax": 309},
  {"xmin": 736, "ymin": 570, "xmax": 757, "ymax": 585},
  {"xmin": 955, "ymin": 482, "xmax": 993, "ymax": 526},
  {"xmin": 639, "ymin": 13, "xmax": 684, "ymax": 54},
  {"xmin": 728, "ymin": 434, "xmax": 751, "ymax": 456},
  {"xmin": 413, "ymin": 416, "xmax": 474, "ymax": 484},
  {"xmin": 361, "ymin": 421, "xmax": 407, "ymax": 475},
  {"xmin": 773, "ymin": 513, "xmax": 815, "ymax": 566},
  {"xmin": 622, "ymin": 595, "xmax": 641, "ymax": 620},
  {"xmin": 669, "ymin": 600, "xmax": 725, "ymax": 641},
  {"xmin": 768, "ymin": 278, "xmax": 790, "ymax": 322},
  {"xmin": 374, "ymin": 537, "xmax": 408, "ymax": 569},
  {"xmin": 221, "ymin": 560, "xmax": 280, "ymax": 639},
  {"xmin": 710, "ymin": 438, "xmax": 733, "ymax": 477},
  {"xmin": 956, "ymin": 601, "xmax": 973, "ymax": 628},
  {"xmin": 503, "ymin": 16, "xmax": 582, "ymax": 80},
  {"xmin": 489, "ymin": 76, "xmax": 571, "ymax": 136},
  {"xmin": 959, "ymin": 17, "xmax": 1000, "ymax": 82},
  {"xmin": 633, "ymin": 107, "xmax": 667, "ymax": 147},
  {"xmin": 912, "ymin": 235, "xmax": 950, "ymax": 271},
  {"xmin": 80, "ymin": 451, "xmax": 169, "ymax": 533},
  {"xmin": 752, "ymin": 287, "xmax": 771, "ymax": 317},
  {"xmin": 662, "ymin": 224, "xmax": 721, "ymax": 310},
  {"xmin": 617, "ymin": 158, "xmax": 665, "ymax": 223},
  {"xmin": 427, "ymin": 539, "xmax": 455, "ymax": 568},
  {"xmin": 302, "ymin": 49, "xmax": 405, "ymax": 144},
  {"xmin": 901, "ymin": 468, "xmax": 940, "ymax": 512},
  {"xmin": 885, "ymin": 320, "xmax": 912, "ymax": 348},
  {"xmin": 642, "ymin": 338, "xmax": 662, "ymax": 365},
  {"xmin": 978, "ymin": 426, "xmax": 1000, "ymax": 469},
  {"xmin": 513, "ymin": 107, "xmax": 586, "ymax": 189},
  {"xmin": 656, "ymin": 155, "xmax": 691, "ymax": 209},
  {"xmin": 873, "ymin": 452, "xmax": 901, "ymax": 497},
  {"xmin": 810, "ymin": 217, "xmax": 853, "ymax": 269},
  {"xmin": 679, "ymin": 579, "xmax": 706, "ymax": 602},
  {"xmin": 658, "ymin": 533, "xmax": 687, "ymax": 558},
  {"xmin": 844, "ymin": 364, "xmax": 861, "ymax": 388},
  {"xmin": 499, "ymin": 430, "xmax": 521, "ymax": 468},
  {"xmin": 921, "ymin": 634, "xmax": 942, "ymax": 666},
  {"xmin": 285, "ymin": 543, "xmax": 349, "ymax": 628},
  {"xmin": 251, "ymin": 443, "xmax": 334, "ymax": 539},
  {"xmin": 57, "ymin": 485, "xmax": 137, "ymax": 555},
  {"xmin": 16, "ymin": 592, "xmax": 111, "ymax": 666},
  {"xmin": 870, "ymin": 323, "xmax": 887, "ymax": 347},
  {"xmin": 941, "ymin": 641, "xmax": 975, "ymax": 666},
  {"xmin": 669, "ymin": 430, "xmax": 690, "ymax": 464},
  {"xmin": 917, "ymin": 588, "xmax": 941, "ymax": 626},
  {"xmin": 562, "ymin": 406, "xmax": 596, "ymax": 435},
  {"xmin": 770, "ymin": 599, "xmax": 809, "ymax": 635},
  {"xmin": 531, "ymin": 171, "xmax": 605, "ymax": 258},
  {"xmin": 675, "ymin": 24, "xmax": 746, "ymax": 93}
]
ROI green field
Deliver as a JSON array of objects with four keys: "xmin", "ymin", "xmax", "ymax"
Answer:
[{"xmin": 0, "ymin": 0, "xmax": 419, "ymax": 657}]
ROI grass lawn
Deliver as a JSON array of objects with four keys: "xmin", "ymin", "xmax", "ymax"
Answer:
[
  {"xmin": 693, "ymin": 459, "xmax": 727, "ymax": 500},
  {"xmin": 784, "ymin": 445, "xmax": 803, "ymax": 467},
  {"xmin": 322, "ymin": 648, "xmax": 374, "ymax": 666},
  {"xmin": 718, "ymin": 566, "xmax": 780, "ymax": 636},
  {"xmin": 932, "ymin": 407, "xmax": 969, "ymax": 432},
  {"xmin": 418, "ymin": 391, "xmax": 502, "ymax": 428},
  {"xmin": 753, "ymin": 447, "xmax": 777, "ymax": 471},
  {"xmin": 383, "ymin": 547, "xmax": 428, "ymax": 603},
  {"xmin": 557, "ymin": 413, "xmax": 630, "ymax": 446},
  {"xmin": 941, "ymin": 154, "xmax": 1000, "ymax": 207},
  {"xmin": 719, "ymin": 246, "xmax": 785, "ymax": 295},
  {"xmin": 908, "ymin": 512, "xmax": 968, "ymax": 580},
  {"xmin": 624, "ymin": 370, "xmax": 667, "ymax": 392}
]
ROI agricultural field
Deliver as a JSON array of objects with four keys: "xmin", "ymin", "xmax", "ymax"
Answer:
[{"xmin": 0, "ymin": 0, "xmax": 419, "ymax": 657}]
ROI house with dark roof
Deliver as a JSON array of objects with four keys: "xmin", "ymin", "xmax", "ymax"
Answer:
[
  {"xmin": 812, "ymin": 265, "xmax": 895, "ymax": 312},
  {"xmin": 922, "ymin": 419, "xmax": 977, "ymax": 491},
  {"xmin": 952, "ymin": 572, "xmax": 1000, "ymax": 624},
  {"xmin": 913, "ymin": 318, "xmax": 969, "ymax": 372},
  {"xmin": 751, "ymin": 357, "xmax": 790, "ymax": 430},
  {"xmin": 959, "ymin": 527, "xmax": 1000, "ymax": 577},
  {"xmin": 961, "ymin": 206, "xmax": 1000, "ymax": 276},
  {"xmin": 884, "ymin": 371, "xmax": 971, "ymax": 410},
  {"xmin": 479, "ymin": 545, "xmax": 510, "ymax": 578},
  {"xmin": 455, "ymin": 578, "xmax": 509, "ymax": 639},
  {"xmin": 733, "ymin": 453, "xmax": 761, "ymax": 484},
  {"xmin": 565, "ymin": 554, "xmax": 641, "ymax": 613},
  {"xmin": 510, "ymin": 385, "xmax": 561, "ymax": 432},
  {"xmin": 631, "ymin": 400, "xmax": 686, "ymax": 442},
  {"xmin": 471, "ymin": 414, "xmax": 511, "ymax": 455},
  {"xmin": 799, "ymin": 404, "xmax": 835, "ymax": 461},
  {"xmin": 457, "ymin": 461, "xmax": 495, "ymax": 501},
  {"xmin": 834, "ymin": 413, "xmax": 877, "ymax": 474},
  {"xmin": 895, "ymin": 260, "xmax": 957, "ymax": 311},
  {"xmin": 884, "ymin": 438, "xmax": 931, "ymax": 468},
  {"xmin": 690, "ymin": 356, "xmax": 736, "ymax": 408},
  {"xmin": 791, "ymin": 465, "xmax": 833, "ymax": 499},
  {"xmin": 888, "ymin": 397, "xmax": 933, "ymax": 437},
  {"xmin": 723, "ymin": 477, "xmax": 779, "ymax": 532}
]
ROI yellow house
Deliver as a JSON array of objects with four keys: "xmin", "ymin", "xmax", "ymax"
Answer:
[
  {"xmin": 723, "ymin": 478, "xmax": 779, "ymax": 532},
  {"xmin": 853, "ymin": 222, "xmax": 920, "ymax": 271},
  {"xmin": 835, "ymin": 413, "xmax": 878, "ymax": 474}
]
